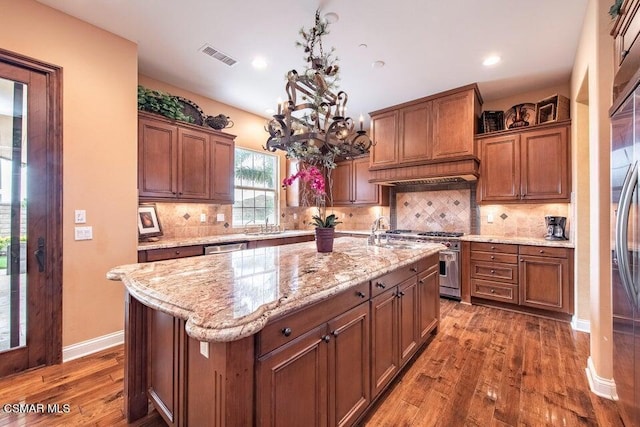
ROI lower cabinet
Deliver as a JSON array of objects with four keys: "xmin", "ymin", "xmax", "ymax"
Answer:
[
  {"xmin": 257, "ymin": 303, "xmax": 370, "ymax": 427},
  {"xmin": 519, "ymin": 246, "xmax": 572, "ymax": 313}
]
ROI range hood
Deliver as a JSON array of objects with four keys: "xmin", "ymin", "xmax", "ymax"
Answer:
[{"xmin": 368, "ymin": 158, "xmax": 479, "ymax": 186}]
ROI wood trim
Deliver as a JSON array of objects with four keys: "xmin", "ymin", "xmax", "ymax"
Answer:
[
  {"xmin": 369, "ymin": 83, "xmax": 483, "ymax": 116},
  {"xmin": 0, "ymin": 48, "xmax": 63, "ymax": 368},
  {"xmin": 368, "ymin": 158, "xmax": 479, "ymax": 184},
  {"xmin": 124, "ymin": 292, "xmax": 149, "ymax": 422}
]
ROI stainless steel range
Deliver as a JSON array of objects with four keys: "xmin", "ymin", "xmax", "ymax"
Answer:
[{"xmin": 385, "ymin": 230, "xmax": 462, "ymax": 300}]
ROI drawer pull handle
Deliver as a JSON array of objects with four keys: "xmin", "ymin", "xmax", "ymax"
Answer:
[
  {"xmin": 376, "ymin": 282, "xmax": 386, "ymax": 289},
  {"xmin": 490, "ymin": 256, "xmax": 495, "ymax": 260},
  {"xmin": 410, "ymin": 267, "xmax": 418, "ymax": 272},
  {"xmin": 491, "ymin": 246, "xmax": 496, "ymax": 250},
  {"xmin": 490, "ymin": 289, "xmax": 496, "ymax": 293},
  {"xmin": 539, "ymin": 250, "xmax": 545, "ymax": 253},
  {"xmin": 175, "ymin": 251, "xmax": 180, "ymax": 255},
  {"xmin": 322, "ymin": 335, "xmax": 331, "ymax": 343},
  {"xmin": 397, "ymin": 291, "xmax": 405, "ymax": 298},
  {"xmin": 282, "ymin": 327, "xmax": 292, "ymax": 337},
  {"xmin": 356, "ymin": 291, "xmax": 366, "ymax": 298},
  {"xmin": 491, "ymin": 270, "xmax": 495, "ymax": 274}
]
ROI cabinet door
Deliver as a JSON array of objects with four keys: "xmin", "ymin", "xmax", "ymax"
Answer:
[
  {"xmin": 328, "ymin": 304, "xmax": 370, "ymax": 427},
  {"xmin": 431, "ymin": 89, "xmax": 476, "ymax": 159},
  {"xmin": 352, "ymin": 157, "xmax": 380, "ymax": 205},
  {"xmin": 478, "ymin": 134, "xmax": 520, "ymax": 202},
  {"xmin": 177, "ymin": 128, "xmax": 211, "ymax": 200},
  {"xmin": 398, "ymin": 277, "xmax": 419, "ymax": 366},
  {"xmin": 370, "ymin": 111, "xmax": 398, "ymax": 168},
  {"xmin": 520, "ymin": 126, "xmax": 570, "ymax": 201},
  {"xmin": 417, "ymin": 264, "xmax": 439, "ymax": 342},
  {"xmin": 139, "ymin": 118, "xmax": 178, "ymax": 198},
  {"xmin": 519, "ymin": 255, "xmax": 570, "ymax": 313},
  {"xmin": 332, "ymin": 160, "xmax": 354, "ymax": 205},
  {"xmin": 212, "ymin": 136, "xmax": 234, "ymax": 203},
  {"xmin": 257, "ymin": 324, "xmax": 328, "ymax": 427},
  {"xmin": 370, "ymin": 288, "xmax": 399, "ymax": 399},
  {"xmin": 399, "ymin": 101, "xmax": 431, "ymax": 163}
]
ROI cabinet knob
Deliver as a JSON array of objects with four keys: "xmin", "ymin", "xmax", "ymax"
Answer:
[
  {"xmin": 322, "ymin": 335, "xmax": 331, "ymax": 343},
  {"xmin": 490, "ymin": 270, "xmax": 495, "ymax": 274},
  {"xmin": 397, "ymin": 291, "xmax": 405, "ymax": 298},
  {"xmin": 520, "ymin": 258, "xmax": 524, "ymax": 262},
  {"xmin": 175, "ymin": 250, "xmax": 180, "ymax": 255},
  {"xmin": 622, "ymin": 49, "xmax": 630, "ymax": 59},
  {"xmin": 490, "ymin": 255, "xmax": 495, "ymax": 260},
  {"xmin": 539, "ymin": 249, "xmax": 545, "ymax": 253},
  {"xmin": 376, "ymin": 282, "xmax": 386, "ymax": 289},
  {"xmin": 356, "ymin": 291, "xmax": 366, "ymax": 298},
  {"xmin": 282, "ymin": 327, "xmax": 292, "ymax": 337},
  {"xmin": 490, "ymin": 289, "xmax": 496, "ymax": 294},
  {"xmin": 419, "ymin": 279, "xmax": 425, "ymax": 284},
  {"xmin": 410, "ymin": 267, "xmax": 417, "ymax": 273}
]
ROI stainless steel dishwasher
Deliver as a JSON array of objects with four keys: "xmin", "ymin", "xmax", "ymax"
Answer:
[{"xmin": 204, "ymin": 242, "xmax": 248, "ymax": 254}]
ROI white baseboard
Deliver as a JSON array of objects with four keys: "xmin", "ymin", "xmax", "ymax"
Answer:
[
  {"xmin": 62, "ymin": 330, "xmax": 124, "ymax": 362},
  {"xmin": 585, "ymin": 356, "xmax": 618, "ymax": 400},
  {"xmin": 571, "ymin": 316, "xmax": 590, "ymax": 333}
]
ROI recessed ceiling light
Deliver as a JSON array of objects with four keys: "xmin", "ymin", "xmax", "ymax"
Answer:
[
  {"xmin": 483, "ymin": 55, "xmax": 501, "ymax": 66},
  {"xmin": 324, "ymin": 12, "xmax": 339, "ymax": 24},
  {"xmin": 359, "ymin": 43, "xmax": 368, "ymax": 49},
  {"xmin": 252, "ymin": 56, "xmax": 268, "ymax": 69},
  {"xmin": 372, "ymin": 60, "xmax": 385, "ymax": 69}
]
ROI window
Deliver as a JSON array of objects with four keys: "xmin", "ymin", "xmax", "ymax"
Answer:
[{"xmin": 233, "ymin": 148, "xmax": 279, "ymax": 227}]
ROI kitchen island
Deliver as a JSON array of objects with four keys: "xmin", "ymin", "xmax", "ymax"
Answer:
[{"xmin": 108, "ymin": 237, "xmax": 443, "ymax": 426}]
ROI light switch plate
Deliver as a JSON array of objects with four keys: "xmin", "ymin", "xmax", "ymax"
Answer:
[
  {"xmin": 487, "ymin": 213, "xmax": 494, "ymax": 224},
  {"xmin": 74, "ymin": 210, "xmax": 86, "ymax": 224},
  {"xmin": 216, "ymin": 213, "xmax": 225, "ymax": 222},
  {"xmin": 200, "ymin": 213, "xmax": 207, "ymax": 223},
  {"xmin": 74, "ymin": 226, "xmax": 93, "ymax": 240}
]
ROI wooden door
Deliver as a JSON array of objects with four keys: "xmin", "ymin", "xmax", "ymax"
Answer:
[
  {"xmin": 327, "ymin": 304, "xmax": 370, "ymax": 427},
  {"xmin": 177, "ymin": 127, "xmax": 211, "ymax": 200},
  {"xmin": 520, "ymin": 125, "xmax": 570, "ymax": 201},
  {"xmin": 519, "ymin": 255, "xmax": 570, "ymax": 313},
  {"xmin": 257, "ymin": 324, "xmax": 329, "ymax": 427},
  {"xmin": 417, "ymin": 264, "xmax": 439, "ymax": 342},
  {"xmin": 478, "ymin": 134, "xmax": 520, "ymax": 202},
  {"xmin": 352, "ymin": 157, "xmax": 378, "ymax": 205},
  {"xmin": 370, "ymin": 288, "xmax": 399, "ymax": 398},
  {"xmin": 399, "ymin": 101, "xmax": 431, "ymax": 163},
  {"xmin": 139, "ymin": 117, "xmax": 178, "ymax": 198},
  {"xmin": 431, "ymin": 89, "xmax": 475, "ymax": 159},
  {"xmin": 0, "ymin": 54, "xmax": 62, "ymax": 376},
  {"xmin": 398, "ymin": 277, "xmax": 419, "ymax": 366},
  {"xmin": 370, "ymin": 111, "xmax": 398, "ymax": 168},
  {"xmin": 331, "ymin": 160, "xmax": 353, "ymax": 205},
  {"xmin": 212, "ymin": 135, "xmax": 234, "ymax": 203}
]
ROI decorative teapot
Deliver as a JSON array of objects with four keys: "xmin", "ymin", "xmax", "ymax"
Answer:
[{"xmin": 206, "ymin": 114, "xmax": 234, "ymax": 130}]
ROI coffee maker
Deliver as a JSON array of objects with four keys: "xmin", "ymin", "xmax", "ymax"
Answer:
[{"xmin": 545, "ymin": 216, "xmax": 567, "ymax": 240}]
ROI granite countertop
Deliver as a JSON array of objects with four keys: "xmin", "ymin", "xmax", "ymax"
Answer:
[
  {"xmin": 137, "ymin": 229, "xmax": 371, "ymax": 251},
  {"xmin": 461, "ymin": 234, "xmax": 574, "ymax": 248},
  {"xmin": 110, "ymin": 237, "xmax": 442, "ymax": 343}
]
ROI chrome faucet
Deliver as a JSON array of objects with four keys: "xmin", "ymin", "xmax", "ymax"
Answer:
[{"xmin": 369, "ymin": 216, "xmax": 389, "ymax": 245}]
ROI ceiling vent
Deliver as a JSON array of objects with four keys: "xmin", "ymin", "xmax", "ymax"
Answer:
[{"xmin": 200, "ymin": 44, "xmax": 237, "ymax": 66}]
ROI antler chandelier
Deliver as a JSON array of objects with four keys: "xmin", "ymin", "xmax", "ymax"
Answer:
[{"xmin": 264, "ymin": 9, "xmax": 374, "ymax": 161}]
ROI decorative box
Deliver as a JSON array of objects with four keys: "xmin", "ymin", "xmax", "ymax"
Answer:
[
  {"xmin": 479, "ymin": 110, "xmax": 504, "ymax": 134},
  {"xmin": 536, "ymin": 94, "xmax": 570, "ymax": 124}
]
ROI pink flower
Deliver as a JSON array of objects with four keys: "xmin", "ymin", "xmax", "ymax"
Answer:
[{"xmin": 282, "ymin": 165, "xmax": 326, "ymax": 196}]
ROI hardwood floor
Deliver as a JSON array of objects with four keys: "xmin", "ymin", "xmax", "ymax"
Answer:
[{"xmin": 0, "ymin": 299, "xmax": 625, "ymax": 426}]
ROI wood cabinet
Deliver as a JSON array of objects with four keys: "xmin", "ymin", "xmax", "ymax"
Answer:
[
  {"xmin": 138, "ymin": 112, "xmax": 235, "ymax": 204},
  {"xmin": 477, "ymin": 121, "xmax": 570, "ymax": 203},
  {"xmin": 611, "ymin": 0, "xmax": 640, "ymax": 100},
  {"xmin": 519, "ymin": 246, "xmax": 572, "ymax": 314},
  {"xmin": 332, "ymin": 156, "xmax": 389, "ymax": 206},
  {"xmin": 467, "ymin": 242, "xmax": 574, "ymax": 315},
  {"xmin": 370, "ymin": 84, "xmax": 481, "ymax": 170}
]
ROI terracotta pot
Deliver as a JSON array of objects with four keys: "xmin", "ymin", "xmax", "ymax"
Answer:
[{"xmin": 315, "ymin": 227, "xmax": 335, "ymax": 253}]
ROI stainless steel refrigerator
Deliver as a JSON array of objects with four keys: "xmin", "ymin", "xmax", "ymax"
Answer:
[{"xmin": 612, "ymin": 74, "xmax": 640, "ymax": 427}]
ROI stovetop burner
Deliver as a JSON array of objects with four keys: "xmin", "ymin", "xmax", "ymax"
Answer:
[
  {"xmin": 385, "ymin": 229, "xmax": 414, "ymax": 234},
  {"xmin": 417, "ymin": 231, "xmax": 464, "ymax": 238}
]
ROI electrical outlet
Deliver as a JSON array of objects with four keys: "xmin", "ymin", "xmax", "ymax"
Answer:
[
  {"xmin": 216, "ymin": 213, "xmax": 225, "ymax": 222},
  {"xmin": 200, "ymin": 213, "xmax": 207, "ymax": 223},
  {"xmin": 293, "ymin": 213, "xmax": 298, "ymax": 220},
  {"xmin": 74, "ymin": 226, "xmax": 93, "ymax": 240},
  {"xmin": 74, "ymin": 210, "xmax": 86, "ymax": 224},
  {"xmin": 487, "ymin": 213, "xmax": 494, "ymax": 224}
]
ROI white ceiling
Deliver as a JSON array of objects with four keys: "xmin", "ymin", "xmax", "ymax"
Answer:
[{"xmin": 37, "ymin": 0, "xmax": 588, "ymax": 125}]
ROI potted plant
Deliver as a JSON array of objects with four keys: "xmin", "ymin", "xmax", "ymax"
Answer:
[{"xmin": 282, "ymin": 165, "xmax": 341, "ymax": 252}]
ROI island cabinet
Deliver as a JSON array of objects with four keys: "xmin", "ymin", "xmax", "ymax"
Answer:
[
  {"xmin": 331, "ymin": 156, "xmax": 389, "ymax": 206},
  {"xmin": 138, "ymin": 111, "xmax": 235, "ymax": 204},
  {"xmin": 369, "ymin": 84, "xmax": 482, "ymax": 170},
  {"xmin": 476, "ymin": 121, "xmax": 570, "ymax": 203}
]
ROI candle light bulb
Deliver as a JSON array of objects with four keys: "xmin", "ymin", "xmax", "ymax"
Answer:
[
  {"xmin": 277, "ymin": 97, "xmax": 282, "ymax": 115},
  {"xmin": 359, "ymin": 114, "xmax": 364, "ymax": 131}
]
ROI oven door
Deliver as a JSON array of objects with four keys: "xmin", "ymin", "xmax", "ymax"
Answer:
[{"xmin": 439, "ymin": 250, "xmax": 461, "ymax": 299}]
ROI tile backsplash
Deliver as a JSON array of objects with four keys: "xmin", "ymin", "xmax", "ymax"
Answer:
[
  {"xmin": 479, "ymin": 203, "xmax": 570, "ymax": 238},
  {"xmin": 395, "ymin": 188, "xmax": 473, "ymax": 233}
]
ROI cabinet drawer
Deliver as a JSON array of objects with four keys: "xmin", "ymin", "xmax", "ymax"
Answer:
[
  {"xmin": 144, "ymin": 245, "xmax": 204, "ymax": 262},
  {"xmin": 371, "ymin": 263, "xmax": 418, "ymax": 297},
  {"xmin": 470, "ymin": 251, "xmax": 518, "ymax": 264},
  {"xmin": 258, "ymin": 281, "xmax": 369, "ymax": 356},
  {"xmin": 519, "ymin": 245, "xmax": 570, "ymax": 258},
  {"xmin": 471, "ymin": 279, "xmax": 518, "ymax": 304},
  {"xmin": 470, "ymin": 242, "xmax": 518, "ymax": 254},
  {"xmin": 470, "ymin": 260, "xmax": 518, "ymax": 283}
]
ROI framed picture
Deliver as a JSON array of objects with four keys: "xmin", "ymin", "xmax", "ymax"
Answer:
[{"xmin": 137, "ymin": 204, "xmax": 163, "ymax": 240}]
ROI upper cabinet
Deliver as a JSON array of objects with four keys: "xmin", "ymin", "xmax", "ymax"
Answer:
[
  {"xmin": 476, "ymin": 121, "xmax": 571, "ymax": 203},
  {"xmin": 369, "ymin": 84, "xmax": 482, "ymax": 170},
  {"xmin": 611, "ymin": 0, "xmax": 640, "ymax": 101},
  {"xmin": 331, "ymin": 156, "xmax": 389, "ymax": 206},
  {"xmin": 138, "ymin": 112, "xmax": 236, "ymax": 204}
]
